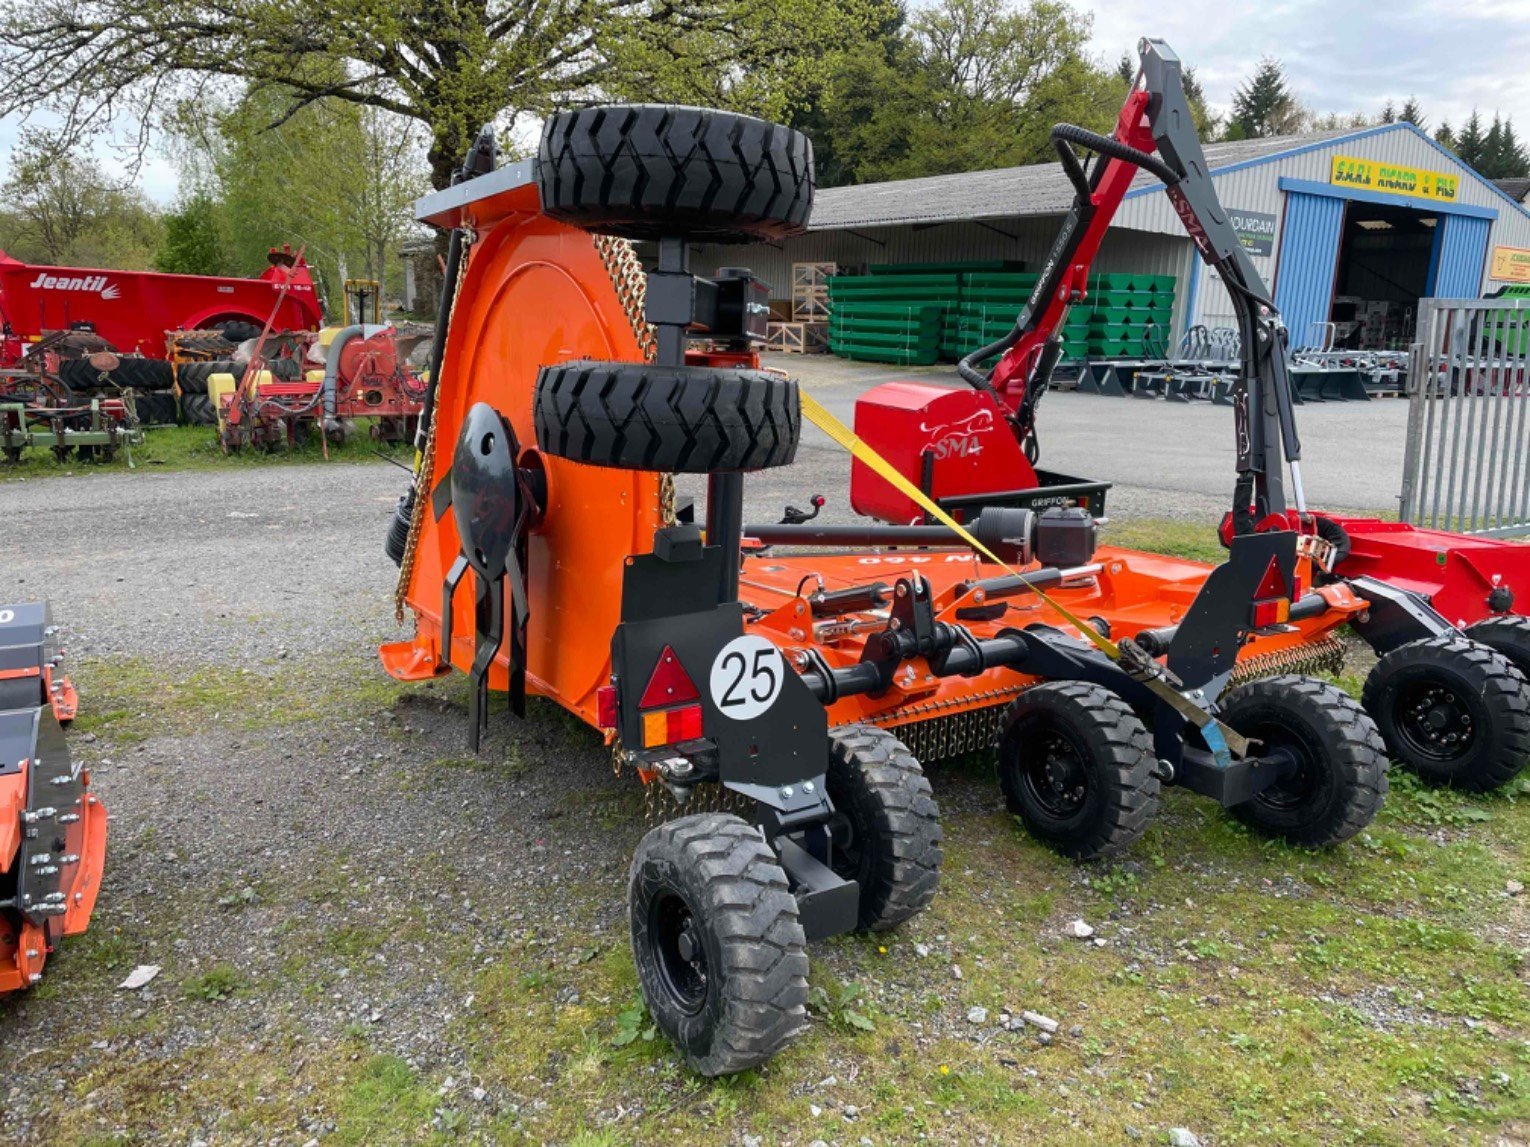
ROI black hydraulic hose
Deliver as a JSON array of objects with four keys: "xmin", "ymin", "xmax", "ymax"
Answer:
[
  {"xmin": 1050, "ymin": 124, "xmax": 1181, "ymax": 187},
  {"xmin": 955, "ymin": 123, "xmax": 1179, "ymax": 392}
]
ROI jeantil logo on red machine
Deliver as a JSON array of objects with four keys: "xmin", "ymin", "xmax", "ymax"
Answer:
[{"xmin": 27, "ymin": 272, "xmax": 121, "ymax": 300}]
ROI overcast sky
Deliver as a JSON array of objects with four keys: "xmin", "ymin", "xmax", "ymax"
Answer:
[
  {"xmin": 1080, "ymin": 2, "xmax": 1530, "ymax": 135},
  {"xmin": 2, "ymin": 4, "xmax": 1528, "ymax": 207}
]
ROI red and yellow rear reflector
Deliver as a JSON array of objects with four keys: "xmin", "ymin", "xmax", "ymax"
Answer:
[{"xmin": 642, "ymin": 703, "xmax": 703, "ymax": 748}]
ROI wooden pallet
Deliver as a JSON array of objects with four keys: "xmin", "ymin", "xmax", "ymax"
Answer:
[
  {"xmin": 791, "ymin": 262, "xmax": 835, "ymax": 321},
  {"xmin": 766, "ymin": 321, "xmax": 828, "ymax": 354}
]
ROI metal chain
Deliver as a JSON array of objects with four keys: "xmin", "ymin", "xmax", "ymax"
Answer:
[
  {"xmin": 592, "ymin": 234, "xmax": 676, "ymax": 528},
  {"xmin": 394, "ymin": 232, "xmax": 471, "ymax": 623}
]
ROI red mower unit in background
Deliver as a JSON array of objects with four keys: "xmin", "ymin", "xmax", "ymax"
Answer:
[
  {"xmin": 0, "ymin": 603, "xmax": 106, "ymax": 994},
  {"xmin": 0, "ymin": 246, "xmax": 322, "ymax": 366}
]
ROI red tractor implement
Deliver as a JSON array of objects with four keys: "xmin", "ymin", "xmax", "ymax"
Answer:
[
  {"xmin": 0, "ymin": 245, "xmax": 322, "ymax": 365},
  {"xmin": 192, "ymin": 323, "xmax": 428, "ymax": 448},
  {"xmin": 0, "ymin": 603, "xmax": 106, "ymax": 994},
  {"xmin": 847, "ymin": 38, "xmax": 1530, "ymax": 794},
  {"xmin": 377, "ymin": 87, "xmax": 1414, "ymax": 1075}
]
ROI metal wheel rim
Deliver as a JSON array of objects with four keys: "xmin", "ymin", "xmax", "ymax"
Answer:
[
  {"xmin": 648, "ymin": 890, "xmax": 709, "ymax": 1016},
  {"xmin": 1242, "ymin": 722, "xmax": 1322, "ymax": 809},
  {"xmin": 1020, "ymin": 729, "xmax": 1091, "ymax": 820},
  {"xmin": 1395, "ymin": 680, "xmax": 1475, "ymax": 763}
]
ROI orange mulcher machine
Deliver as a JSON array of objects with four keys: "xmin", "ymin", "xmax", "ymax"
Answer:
[
  {"xmin": 0, "ymin": 603, "xmax": 106, "ymax": 993},
  {"xmin": 371, "ymin": 52, "xmax": 1460, "ymax": 1076}
]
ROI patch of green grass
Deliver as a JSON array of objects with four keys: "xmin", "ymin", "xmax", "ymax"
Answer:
[
  {"xmin": 183, "ymin": 965, "xmax": 249, "ymax": 1001},
  {"xmin": 1101, "ymin": 517, "xmax": 1225, "ymax": 563},
  {"xmin": 330, "ymin": 1055, "xmax": 444, "ymax": 1146},
  {"xmin": 0, "ymin": 422, "xmax": 410, "ymax": 479}
]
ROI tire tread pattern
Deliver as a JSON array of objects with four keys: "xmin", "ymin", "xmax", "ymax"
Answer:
[
  {"xmin": 629, "ymin": 812, "xmax": 808, "ymax": 1077},
  {"xmin": 997, "ymin": 681, "xmax": 1160, "ymax": 860},
  {"xmin": 826, "ymin": 726, "xmax": 943, "ymax": 931},
  {"xmin": 534, "ymin": 360, "xmax": 798, "ymax": 473},
  {"xmin": 538, "ymin": 104, "xmax": 813, "ymax": 242},
  {"xmin": 1226, "ymin": 675, "xmax": 1389, "ymax": 843}
]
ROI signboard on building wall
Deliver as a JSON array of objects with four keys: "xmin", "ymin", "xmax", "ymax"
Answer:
[
  {"xmin": 1491, "ymin": 246, "xmax": 1530, "ymax": 283},
  {"xmin": 1228, "ymin": 209, "xmax": 1277, "ymax": 256},
  {"xmin": 1330, "ymin": 155, "xmax": 1460, "ymax": 203}
]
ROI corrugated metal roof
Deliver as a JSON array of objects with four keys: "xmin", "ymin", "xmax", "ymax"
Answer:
[
  {"xmin": 808, "ymin": 128, "xmax": 1360, "ymax": 230},
  {"xmin": 1498, "ymin": 177, "xmax": 1530, "ymax": 203}
]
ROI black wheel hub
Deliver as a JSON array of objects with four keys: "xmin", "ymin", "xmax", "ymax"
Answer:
[
  {"xmin": 1396, "ymin": 681, "xmax": 1475, "ymax": 762},
  {"xmin": 650, "ymin": 891, "xmax": 709, "ymax": 1015},
  {"xmin": 1022, "ymin": 731, "xmax": 1090, "ymax": 819},
  {"xmin": 1256, "ymin": 740, "xmax": 1321, "ymax": 810}
]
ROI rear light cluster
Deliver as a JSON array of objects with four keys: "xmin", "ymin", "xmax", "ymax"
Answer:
[
  {"xmin": 1250, "ymin": 555, "xmax": 1291, "ymax": 629},
  {"xmin": 600, "ymin": 645, "xmax": 707, "ymax": 750}
]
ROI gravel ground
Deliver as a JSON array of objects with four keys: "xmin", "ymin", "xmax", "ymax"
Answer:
[{"xmin": 0, "ymin": 358, "xmax": 1419, "ymax": 1142}]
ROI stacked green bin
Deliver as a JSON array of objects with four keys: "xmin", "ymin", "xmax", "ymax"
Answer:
[
  {"xmin": 1085, "ymin": 273, "xmax": 1175, "ymax": 359},
  {"xmin": 827, "ymin": 262, "xmax": 1020, "ymax": 365}
]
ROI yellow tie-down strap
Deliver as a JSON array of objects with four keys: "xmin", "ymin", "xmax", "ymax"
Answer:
[{"xmin": 796, "ymin": 388, "xmax": 1246, "ymax": 759}]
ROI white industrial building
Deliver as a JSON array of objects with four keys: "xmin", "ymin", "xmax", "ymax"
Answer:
[{"xmin": 699, "ymin": 122, "xmax": 1530, "ymax": 352}]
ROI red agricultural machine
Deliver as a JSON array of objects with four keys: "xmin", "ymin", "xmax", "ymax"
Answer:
[
  {"xmin": 370, "ymin": 45, "xmax": 1530, "ymax": 1076},
  {"xmin": 0, "ymin": 603, "xmax": 106, "ymax": 994},
  {"xmin": 179, "ymin": 322, "xmax": 430, "ymax": 449},
  {"xmin": 0, "ymin": 245, "xmax": 322, "ymax": 366}
]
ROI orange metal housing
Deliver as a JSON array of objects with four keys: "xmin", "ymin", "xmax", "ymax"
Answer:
[
  {"xmin": 383, "ymin": 175, "xmax": 1365, "ymax": 750},
  {"xmin": 382, "ymin": 182, "xmax": 664, "ymax": 728}
]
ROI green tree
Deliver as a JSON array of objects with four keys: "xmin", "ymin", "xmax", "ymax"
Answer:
[
  {"xmin": 154, "ymin": 192, "xmax": 227, "ymax": 275},
  {"xmin": 168, "ymin": 81, "xmax": 427, "ymax": 306},
  {"xmin": 1229, "ymin": 57, "xmax": 1305, "ymax": 138},
  {"xmin": 1455, "ymin": 111, "xmax": 1487, "ymax": 169},
  {"xmin": 1379, "ymin": 100, "xmax": 1396, "ymax": 124},
  {"xmin": 812, "ymin": 0, "xmax": 1120, "ymax": 184},
  {"xmin": 0, "ymin": 126, "xmax": 160, "ymax": 266},
  {"xmin": 0, "ymin": 0, "xmax": 894, "ymax": 190},
  {"xmin": 1400, "ymin": 96, "xmax": 1426, "ymax": 130},
  {"xmin": 1435, "ymin": 120, "xmax": 1455, "ymax": 148}
]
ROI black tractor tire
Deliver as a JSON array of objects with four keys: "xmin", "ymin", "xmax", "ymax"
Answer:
[
  {"xmin": 1465, "ymin": 616, "xmax": 1530, "ymax": 681},
  {"xmin": 213, "ymin": 319, "xmax": 263, "ymax": 343},
  {"xmin": 537, "ymin": 104, "xmax": 814, "ymax": 243},
  {"xmin": 534, "ymin": 360, "xmax": 799, "ymax": 473},
  {"xmin": 176, "ymin": 360, "xmax": 239, "ymax": 395},
  {"xmin": 824, "ymin": 726, "xmax": 943, "ymax": 932},
  {"xmin": 170, "ymin": 331, "xmax": 237, "ymax": 359},
  {"xmin": 180, "ymin": 392, "xmax": 217, "ymax": 426},
  {"xmin": 1362, "ymin": 635, "xmax": 1530, "ymax": 792},
  {"xmin": 1221, "ymin": 676, "xmax": 1388, "ymax": 845},
  {"xmin": 997, "ymin": 681, "xmax": 1160, "ymax": 860},
  {"xmin": 628, "ymin": 812, "xmax": 809, "ymax": 1077},
  {"xmin": 134, "ymin": 391, "xmax": 178, "ymax": 425},
  {"xmin": 384, "ymin": 488, "xmax": 416, "ymax": 567}
]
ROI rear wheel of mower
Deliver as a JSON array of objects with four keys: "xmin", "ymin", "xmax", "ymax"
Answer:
[
  {"xmin": 1361, "ymin": 636, "xmax": 1530, "ymax": 792},
  {"xmin": 534, "ymin": 360, "xmax": 799, "ymax": 473},
  {"xmin": 996, "ymin": 682, "xmax": 1160, "ymax": 860},
  {"xmin": 537, "ymin": 105, "xmax": 813, "ymax": 243},
  {"xmin": 628, "ymin": 812, "xmax": 809, "ymax": 1076},
  {"xmin": 825, "ymin": 726, "xmax": 943, "ymax": 931},
  {"xmin": 1465, "ymin": 616, "xmax": 1530, "ymax": 680},
  {"xmin": 1221, "ymin": 676, "xmax": 1388, "ymax": 845}
]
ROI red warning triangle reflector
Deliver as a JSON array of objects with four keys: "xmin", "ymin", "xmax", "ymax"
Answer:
[
  {"xmin": 1253, "ymin": 556, "xmax": 1288, "ymax": 602},
  {"xmin": 639, "ymin": 646, "xmax": 700, "ymax": 709}
]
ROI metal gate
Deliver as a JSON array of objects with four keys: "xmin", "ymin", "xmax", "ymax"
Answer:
[{"xmin": 1400, "ymin": 297, "xmax": 1530, "ymax": 535}]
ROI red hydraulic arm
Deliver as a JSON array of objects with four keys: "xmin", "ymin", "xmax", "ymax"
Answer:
[{"xmin": 986, "ymin": 90, "xmax": 1156, "ymax": 405}]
